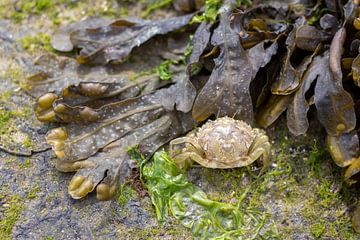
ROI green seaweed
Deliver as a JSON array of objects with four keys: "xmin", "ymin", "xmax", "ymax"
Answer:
[
  {"xmin": 191, "ymin": 0, "xmax": 221, "ymax": 23},
  {"xmin": 156, "ymin": 60, "xmax": 173, "ymax": 81},
  {"xmin": 131, "ymin": 149, "xmax": 279, "ymax": 239}
]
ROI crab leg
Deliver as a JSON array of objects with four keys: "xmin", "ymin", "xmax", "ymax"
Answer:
[
  {"xmin": 248, "ymin": 129, "xmax": 271, "ymax": 167},
  {"xmin": 171, "ymin": 151, "xmax": 208, "ymax": 169},
  {"xmin": 169, "ymin": 136, "xmax": 204, "ymax": 157}
]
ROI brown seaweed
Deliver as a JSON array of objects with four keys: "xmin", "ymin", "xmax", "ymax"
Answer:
[
  {"xmin": 271, "ymin": 17, "xmax": 306, "ymax": 95},
  {"xmin": 57, "ymin": 15, "xmax": 193, "ymax": 65},
  {"xmin": 61, "ymin": 111, "xmax": 195, "ymax": 200},
  {"xmin": 192, "ymin": 3, "xmax": 253, "ymax": 122},
  {"xmin": 314, "ymin": 31, "xmax": 356, "ymax": 136}
]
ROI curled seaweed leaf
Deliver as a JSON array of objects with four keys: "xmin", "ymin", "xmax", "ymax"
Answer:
[
  {"xmin": 66, "ymin": 15, "xmax": 193, "ymax": 65},
  {"xmin": 159, "ymin": 72, "xmax": 196, "ymax": 113},
  {"xmin": 352, "ymin": 52, "xmax": 360, "ymax": 87},
  {"xmin": 247, "ymin": 39, "xmax": 279, "ymax": 76},
  {"xmin": 286, "ymin": 47, "xmax": 321, "ymax": 136},
  {"xmin": 231, "ymin": 5, "xmax": 288, "ymax": 50},
  {"xmin": 44, "ymin": 78, "xmax": 198, "ymax": 161},
  {"xmin": 187, "ymin": 21, "xmax": 213, "ymax": 75},
  {"xmin": 256, "ymin": 94, "xmax": 293, "ymax": 128},
  {"xmin": 326, "ymin": 131, "xmax": 359, "ymax": 168},
  {"xmin": 192, "ymin": 3, "xmax": 253, "ymax": 122},
  {"xmin": 315, "ymin": 31, "xmax": 356, "ymax": 136},
  {"xmin": 295, "ymin": 25, "xmax": 330, "ymax": 51},
  {"xmin": 51, "ymin": 17, "xmax": 113, "ymax": 52},
  {"xmin": 271, "ymin": 17, "xmax": 306, "ymax": 95}
]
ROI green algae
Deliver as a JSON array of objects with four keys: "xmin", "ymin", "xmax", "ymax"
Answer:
[
  {"xmin": 141, "ymin": 0, "xmax": 173, "ymax": 18},
  {"xmin": 18, "ymin": 33, "xmax": 54, "ymax": 53},
  {"xmin": 117, "ymin": 184, "xmax": 137, "ymax": 208},
  {"xmin": 130, "ymin": 149, "xmax": 278, "ymax": 239},
  {"xmin": 121, "ymin": 224, "xmax": 189, "ymax": 239},
  {"xmin": 191, "ymin": 0, "xmax": 221, "ymax": 23},
  {"xmin": 0, "ymin": 109, "xmax": 14, "ymax": 133},
  {"xmin": 19, "ymin": 158, "xmax": 31, "ymax": 170},
  {"xmin": 0, "ymin": 92, "xmax": 12, "ymax": 103},
  {"xmin": 156, "ymin": 60, "xmax": 173, "ymax": 81},
  {"xmin": 0, "ymin": 106, "xmax": 34, "ymax": 153},
  {"xmin": 27, "ymin": 185, "xmax": 40, "ymax": 199},
  {"xmin": 0, "ymin": 194, "xmax": 23, "ymax": 240},
  {"xmin": 3, "ymin": 64, "xmax": 29, "ymax": 90},
  {"xmin": 0, "ymin": 0, "xmax": 76, "ymax": 23}
]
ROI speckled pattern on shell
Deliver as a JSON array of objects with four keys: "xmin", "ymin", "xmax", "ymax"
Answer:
[{"xmin": 197, "ymin": 117, "xmax": 255, "ymax": 163}]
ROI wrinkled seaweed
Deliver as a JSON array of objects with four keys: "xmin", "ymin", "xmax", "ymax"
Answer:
[
  {"xmin": 192, "ymin": 3, "xmax": 253, "ymax": 122},
  {"xmin": 53, "ymin": 14, "xmax": 193, "ymax": 65}
]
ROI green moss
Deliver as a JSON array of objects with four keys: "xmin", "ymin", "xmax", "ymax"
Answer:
[
  {"xmin": 307, "ymin": 140, "xmax": 328, "ymax": 174},
  {"xmin": 316, "ymin": 179, "xmax": 337, "ymax": 207},
  {"xmin": 119, "ymin": 7, "xmax": 129, "ymax": 17},
  {"xmin": 0, "ymin": 108, "xmax": 14, "ymax": 133},
  {"xmin": 184, "ymin": 35, "xmax": 193, "ymax": 59},
  {"xmin": 43, "ymin": 237, "xmax": 54, "ymax": 240},
  {"xmin": 141, "ymin": 0, "xmax": 173, "ymax": 18},
  {"xmin": 0, "ymin": 107, "xmax": 32, "ymax": 134},
  {"xmin": 19, "ymin": 158, "xmax": 31, "ymax": 170},
  {"xmin": 4, "ymin": 65, "xmax": 22, "ymax": 84},
  {"xmin": 18, "ymin": 33, "xmax": 54, "ymax": 53},
  {"xmin": 310, "ymin": 221, "xmax": 326, "ymax": 238},
  {"xmin": 0, "ymin": 91, "xmax": 12, "ymax": 102},
  {"xmin": 0, "ymin": 0, "xmax": 77, "ymax": 23},
  {"xmin": 3, "ymin": 64, "xmax": 29, "ymax": 90},
  {"xmin": 0, "ymin": 195, "xmax": 23, "ymax": 240},
  {"xmin": 27, "ymin": 185, "xmax": 40, "ymax": 199},
  {"xmin": 117, "ymin": 184, "xmax": 137, "ymax": 208},
  {"xmin": 23, "ymin": 136, "xmax": 34, "ymax": 149},
  {"xmin": 123, "ymin": 225, "xmax": 189, "ymax": 239},
  {"xmin": 0, "ymin": 106, "xmax": 34, "ymax": 152}
]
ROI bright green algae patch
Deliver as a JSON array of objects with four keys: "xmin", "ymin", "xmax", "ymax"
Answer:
[
  {"xmin": 131, "ymin": 150, "xmax": 279, "ymax": 239},
  {"xmin": 0, "ymin": 193, "xmax": 23, "ymax": 240},
  {"xmin": 191, "ymin": 0, "xmax": 222, "ymax": 23}
]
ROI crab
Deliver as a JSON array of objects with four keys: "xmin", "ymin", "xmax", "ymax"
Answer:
[{"xmin": 169, "ymin": 117, "xmax": 271, "ymax": 169}]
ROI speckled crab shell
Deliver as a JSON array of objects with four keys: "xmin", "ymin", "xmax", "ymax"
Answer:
[
  {"xmin": 197, "ymin": 117, "xmax": 256, "ymax": 164},
  {"xmin": 170, "ymin": 116, "xmax": 271, "ymax": 169}
]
